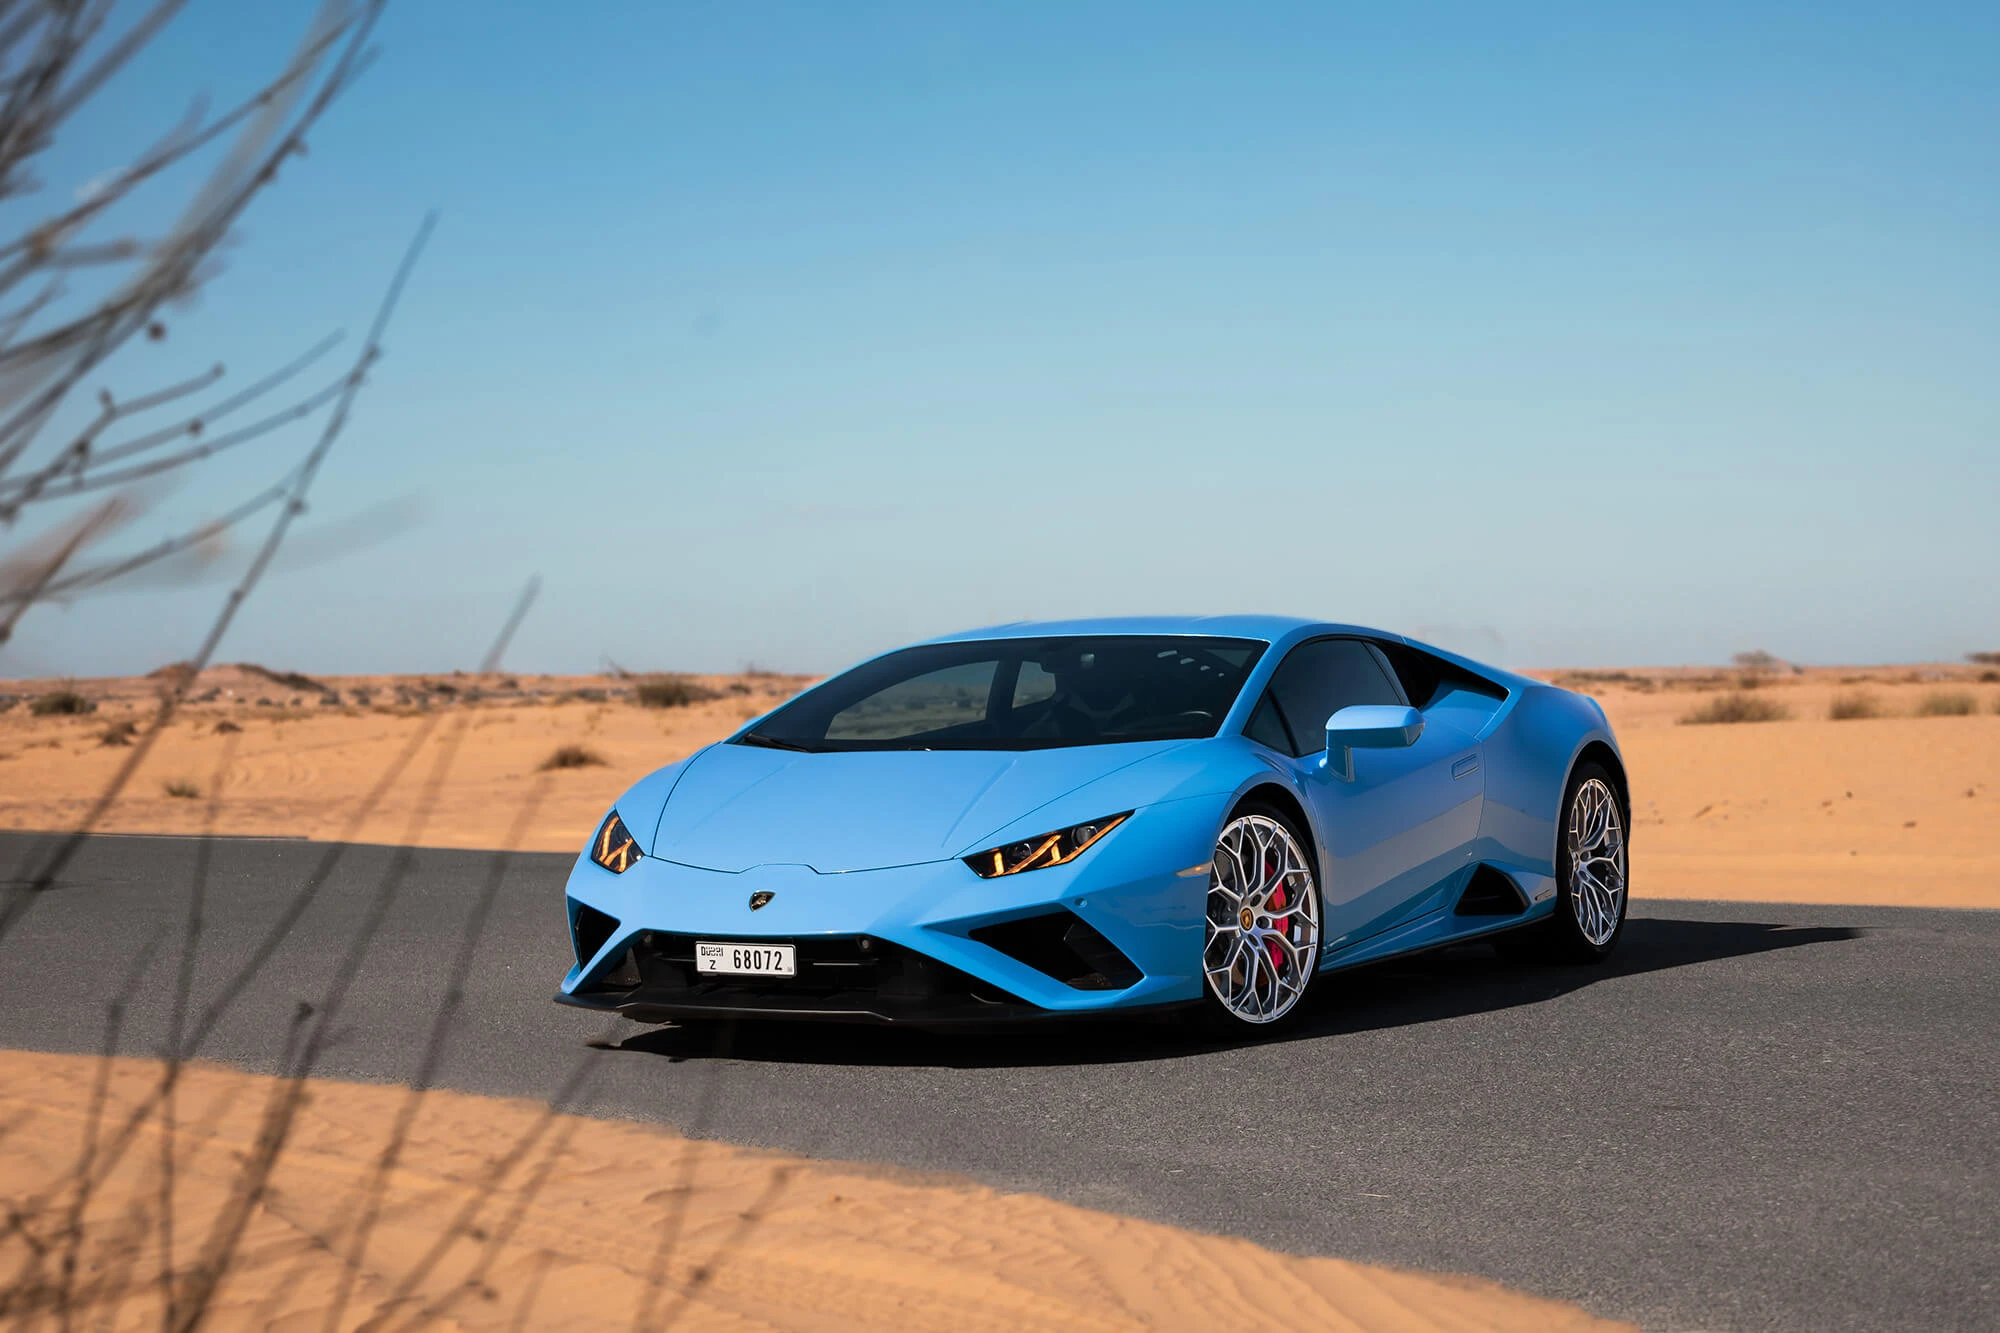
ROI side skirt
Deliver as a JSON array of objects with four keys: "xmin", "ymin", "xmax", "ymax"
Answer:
[{"xmin": 1318, "ymin": 897, "xmax": 1555, "ymax": 975}]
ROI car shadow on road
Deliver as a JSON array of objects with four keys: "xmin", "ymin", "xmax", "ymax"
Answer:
[{"xmin": 603, "ymin": 916, "xmax": 1863, "ymax": 1070}]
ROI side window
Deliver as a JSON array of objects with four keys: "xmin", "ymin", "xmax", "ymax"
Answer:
[
  {"xmin": 1374, "ymin": 638, "xmax": 1508, "ymax": 709},
  {"xmin": 1261, "ymin": 639, "xmax": 1403, "ymax": 757},
  {"xmin": 1243, "ymin": 693, "xmax": 1294, "ymax": 753},
  {"xmin": 825, "ymin": 660, "xmax": 998, "ymax": 740}
]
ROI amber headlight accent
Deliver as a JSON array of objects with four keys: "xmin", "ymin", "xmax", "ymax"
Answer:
[
  {"xmin": 590, "ymin": 811, "xmax": 641, "ymax": 873},
  {"xmin": 965, "ymin": 812, "xmax": 1131, "ymax": 878}
]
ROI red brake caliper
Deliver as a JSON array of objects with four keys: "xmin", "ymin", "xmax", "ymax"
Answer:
[{"xmin": 1266, "ymin": 850, "xmax": 1289, "ymax": 973}]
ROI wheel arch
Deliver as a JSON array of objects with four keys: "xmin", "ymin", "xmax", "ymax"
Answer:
[
  {"xmin": 1569, "ymin": 740, "xmax": 1631, "ymax": 820},
  {"xmin": 1227, "ymin": 781, "xmax": 1321, "ymax": 879}
]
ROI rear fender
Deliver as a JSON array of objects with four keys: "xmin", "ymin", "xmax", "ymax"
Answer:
[{"xmin": 1471, "ymin": 685, "xmax": 1621, "ymax": 878}]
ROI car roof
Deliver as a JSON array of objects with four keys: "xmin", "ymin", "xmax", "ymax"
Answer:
[{"xmin": 917, "ymin": 615, "xmax": 1379, "ymax": 645}]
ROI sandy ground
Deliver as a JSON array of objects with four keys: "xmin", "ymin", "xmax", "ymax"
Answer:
[
  {"xmin": 1562, "ymin": 665, "xmax": 2000, "ymax": 906},
  {"xmin": 0, "ymin": 1049, "xmax": 1623, "ymax": 1332},
  {"xmin": 1, "ymin": 662, "xmax": 1996, "ymax": 908}
]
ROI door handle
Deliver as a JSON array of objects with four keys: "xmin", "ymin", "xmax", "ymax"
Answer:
[{"xmin": 1451, "ymin": 754, "xmax": 1480, "ymax": 780}]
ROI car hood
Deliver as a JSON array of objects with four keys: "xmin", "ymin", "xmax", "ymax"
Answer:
[{"xmin": 645, "ymin": 740, "xmax": 1193, "ymax": 873}]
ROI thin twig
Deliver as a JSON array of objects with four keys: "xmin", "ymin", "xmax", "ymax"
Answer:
[{"xmin": 0, "ymin": 209, "xmax": 433, "ymax": 945}]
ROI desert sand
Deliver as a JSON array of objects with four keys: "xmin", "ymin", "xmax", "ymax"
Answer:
[
  {"xmin": 2, "ymin": 661, "xmax": 1995, "ymax": 909},
  {"xmin": 0, "ymin": 1049, "xmax": 1624, "ymax": 1332}
]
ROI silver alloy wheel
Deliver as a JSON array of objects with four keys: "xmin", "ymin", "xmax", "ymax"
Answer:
[
  {"xmin": 1203, "ymin": 814, "xmax": 1320, "ymax": 1024},
  {"xmin": 1567, "ymin": 777, "xmax": 1628, "ymax": 946}
]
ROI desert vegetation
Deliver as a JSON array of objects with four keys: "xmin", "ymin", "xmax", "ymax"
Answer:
[
  {"xmin": 539, "ymin": 743, "xmax": 608, "ymax": 771},
  {"xmin": 635, "ymin": 674, "xmax": 722, "ymax": 708},
  {"xmin": 29, "ymin": 690, "xmax": 94, "ymax": 717},
  {"xmin": 1681, "ymin": 693, "xmax": 1791, "ymax": 725},
  {"xmin": 1828, "ymin": 691, "xmax": 1882, "ymax": 720},
  {"xmin": 1915, "ymin": 690, "xmax": 1978, "ymax": 717}
]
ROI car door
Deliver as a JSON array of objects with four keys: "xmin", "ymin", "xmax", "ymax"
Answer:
[{"xmin": 1247, "ymin": 638, "xmax": 1484, "ymax": 949}]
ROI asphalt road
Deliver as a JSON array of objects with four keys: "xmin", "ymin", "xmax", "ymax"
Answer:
[{"xmin": 1, "ymin": 831, "xmax": 1993, "ymax": 1331}]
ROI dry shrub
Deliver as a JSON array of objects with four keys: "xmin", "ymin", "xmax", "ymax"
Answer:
[
  {"xmin": 162, "ymin": 778, "xmax": 200, "ymax": 799},
  {"xmin": 1827, "ymin": 692, "xmax": 1882, "ymax": 721},
  {"xmin": 213, "ymin": 719, "xmax": 243, "ymax": 734},
  {"xmin": 1967, "ymin": 651, "xmax": 2000, "ymax": 666},
  {"xmin": 540, "ymin": 744, "xmax": 607, "ymax": 771},
  {"xmin": 98, "ymin": 720, "xmax": 138, "ymax": 746},
  {"xmin": 30, "ymin": 689, "xmax": 94, "ymax": 716},
  {"xmin": 1552, "ymin": 669, "xmax": 1656, "ymax": 693},
  {"xmin": 1916, "ymin": 690, "xmax": 1977, "ymax": 717},
  {"xmin": 1680, "ymin": 693, "xmax": 1791, "ymax": 725},
  {"xmin": 635, "ymin": 675, "xmax": 720, "ymax": 709}
]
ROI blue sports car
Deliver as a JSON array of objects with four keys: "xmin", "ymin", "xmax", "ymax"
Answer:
[{"xmin": 554, "ymin": 617, "xmax": 1630, "ymax": 1031}]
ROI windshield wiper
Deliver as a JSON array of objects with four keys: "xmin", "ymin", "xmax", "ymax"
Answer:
[{"xmin": 737, "ymin": 732, "xmax": 813, "ymax": 752}]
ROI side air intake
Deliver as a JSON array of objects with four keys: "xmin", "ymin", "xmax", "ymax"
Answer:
[
  {"xmin": 969, "ymin": 910, "xmax": 1143, "ymax": 990},
  {"xmin": 1454, "ymin": 865, "xmax": 1529, "ymax": 916},
  {"xmin": 570, "ymin": 901, "xmax": 621, "ymax": 964}
]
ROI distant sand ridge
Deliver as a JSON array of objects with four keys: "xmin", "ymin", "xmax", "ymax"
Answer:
[{"xmin": 1, "ymin": 661, "xmax": 1996, "ymax": 908}]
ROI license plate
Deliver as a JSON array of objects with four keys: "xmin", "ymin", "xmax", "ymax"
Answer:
[{"xmin": 696, "ymin": 941, "xmax": 795, "ymax": 977}]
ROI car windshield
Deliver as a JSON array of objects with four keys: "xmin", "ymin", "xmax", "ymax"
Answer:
[{"xmin": 737, "ymin": 635, "xmax": 1267, "ymax": 752}]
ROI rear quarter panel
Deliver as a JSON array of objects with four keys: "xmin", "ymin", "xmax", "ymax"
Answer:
[{"xmin": 1472, "ymin": 682, "xmax": 1621, "ymax": 879}]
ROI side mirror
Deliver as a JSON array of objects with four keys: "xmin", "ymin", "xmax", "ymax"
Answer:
[{"xmin": 1323, "ymin": 705, "xmax": 1423, "ymax": 782}]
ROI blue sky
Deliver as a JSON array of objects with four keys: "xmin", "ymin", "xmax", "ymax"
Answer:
[{"xmin": 9, "ymin": 1, "xmax": 1996, "ymax": 676}]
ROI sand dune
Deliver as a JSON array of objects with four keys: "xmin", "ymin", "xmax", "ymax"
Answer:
[
  {"xmin": 0, "ymin": 1049, "xmax": 1624, "ymax": 1331},
  {"xmin": 1, "ymin": 663, "xmax": 1995, "ymax": 908}
]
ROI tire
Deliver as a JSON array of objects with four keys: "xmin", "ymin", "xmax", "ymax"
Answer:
[
  {"xmin": 1496, "ymin": 761, "xmax": 1629, "ymax": 964},
  {"xmin": 1198, "ymin": 803, "xmax": 1323, "ymax": 1030}
]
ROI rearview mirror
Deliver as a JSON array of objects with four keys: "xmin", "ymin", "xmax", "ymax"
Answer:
[{"xmin": 1323, "ymin": 705, "xmax": 1423, "ymax": 782}]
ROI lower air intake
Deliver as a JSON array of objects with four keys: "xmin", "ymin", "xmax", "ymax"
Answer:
[
  {"xmin": 570, "ymin": 901, "xmax": 621, "ymax": 964},
  {"xmin": 969, "ymin": 910, "xmax": 1143, "ymax": 990}
]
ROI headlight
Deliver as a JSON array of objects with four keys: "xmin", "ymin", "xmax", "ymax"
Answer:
[
  {"xmin": 590, "ymin": 810, "xmax": 642, "ymax": 873},
  {"xmin": 964, "ymin": 812, "xmax": 1130, "ymax": 878}
]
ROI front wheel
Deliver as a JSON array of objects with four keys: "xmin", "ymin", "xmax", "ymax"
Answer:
[{"xmin": 1200, "ymin": 807, "xmax": 1322, "ymax": 1028}]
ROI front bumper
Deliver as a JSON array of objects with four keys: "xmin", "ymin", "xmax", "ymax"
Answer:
[
  {"xmin": 555, "ymin": 802, "xmax": 1218, "ymax": 1026},
  {"xmin": 555, "ymin": 931, "xmax": 1162, "ymax": 1028}
]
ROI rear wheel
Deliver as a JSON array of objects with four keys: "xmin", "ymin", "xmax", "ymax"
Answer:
[
  {"xmin": 1497, "ymin": 761, "xmax": 1628, "ymax": 963},
  {"xmin": 1200, "ymin": 807, "xmax": 1321, "ymax": 1028}
]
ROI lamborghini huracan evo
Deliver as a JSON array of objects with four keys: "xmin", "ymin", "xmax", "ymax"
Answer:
[{"xmin": 554, "ymin": 617, "xmax": 1630, "ymax": 1031}]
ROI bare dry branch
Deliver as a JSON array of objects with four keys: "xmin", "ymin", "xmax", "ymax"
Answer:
[
  {"xmin": 0, "ymin": 491, "xmax": 134, "ymax": 644},
  {"xmin": 0, "ymin": 1, "xmax": 393, "ymax": 629},
  {"xmin": 1, "ymin": 475, "xmax": 291, "ymax": 605},
  {"xmin": 0, "ymin": 208, "xmax": 434, "ymax": 941},
  {"xmin": 0, "ymin": 1, "xmax": 381, "ymax": 492}
]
